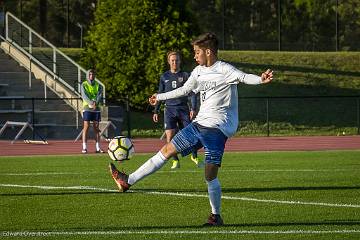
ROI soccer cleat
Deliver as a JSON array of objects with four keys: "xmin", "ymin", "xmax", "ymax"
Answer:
[
  {"xmin": 95, "ymin": 149, "xmax": 105, "ymax": 153},
  {"xmin": 203, "ymin": 213, "xmax": 224, "ymax": 227},
  {"xmin": 109, "ymin": 163, "xmax": 130, "ymax": 192},
  {"xmin": 81, "ymin": 149, "xmax": 87, "ymax": 154},
  {"xmin": 191, "ymin": 156, "xmax": 204, "ymax": 168},
  {"xmin": 170, "ymin": 160, "xmax": 180, "ymax": 169}
]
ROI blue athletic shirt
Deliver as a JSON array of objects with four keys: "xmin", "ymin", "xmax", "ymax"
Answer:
[{"xmin": 154, "ymin": 70, "xmax": 197, "ymax": 113}]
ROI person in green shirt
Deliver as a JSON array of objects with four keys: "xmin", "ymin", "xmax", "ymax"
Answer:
[{"xmin": 80, "ymin": 69, "xmax": 104, "ymax": 153}]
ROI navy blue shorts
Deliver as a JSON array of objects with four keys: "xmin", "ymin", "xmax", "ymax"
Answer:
[
  {"xmin": 171, "ymin": 122, "xmax": 228, "ymax": 166},
  {"xmin": 83, "ymin": 111, "xmax": 101, "ymax": 122},
  {"xmin": 164, "ymin": 105, "xmax": 191, "ymax": 130}
]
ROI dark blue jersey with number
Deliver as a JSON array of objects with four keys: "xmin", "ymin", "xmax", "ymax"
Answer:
[{"xmin": 154, "ymin": 70, "xmax": 197, "ymax": 113}]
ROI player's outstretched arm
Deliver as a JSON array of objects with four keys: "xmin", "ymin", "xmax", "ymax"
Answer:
[
  {"xmin": 149, "ymin": 94, "xmax": 158, "ymax": 106},
  {"xmin": 261, "ymin": 69, "xmax": 273, "ymax": 84}
]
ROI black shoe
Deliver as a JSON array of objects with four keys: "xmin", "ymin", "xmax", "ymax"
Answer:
[
  {"xmin": 96, "ymin": 149, "xmax": 105, "ymax": 153},
  {"xmin": 203, "ymin": 213, "xmax": 224, "ymax": 226}
]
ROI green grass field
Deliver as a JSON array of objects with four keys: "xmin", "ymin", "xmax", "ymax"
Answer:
[{"xmin": 1, "ymin": 151, "xmax": 360, "ymax": 239}]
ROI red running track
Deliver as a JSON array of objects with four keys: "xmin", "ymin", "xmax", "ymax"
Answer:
[{"xmin": 0, "ymin": 136, "xmax": 359, "ymax": 156}]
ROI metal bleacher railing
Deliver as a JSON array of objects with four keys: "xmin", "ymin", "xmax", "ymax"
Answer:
[{"xmin": 2, "ymin": 12, "xmax": 105, "ymax": 106}]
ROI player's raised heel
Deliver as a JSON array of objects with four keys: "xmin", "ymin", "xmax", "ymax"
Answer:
[
  {"xmin": 170, "ymin": 160, "xmax": 180, "ymax": 169},
  {"xmin": 109, "ymin": 163, "xmax": 130, "ymax": 192},
  {"xmin": 203, "ymin": 213, "xmax": 224, "ymax": 227}
]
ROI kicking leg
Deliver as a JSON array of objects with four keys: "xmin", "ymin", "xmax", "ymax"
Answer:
[{"xmin": 109, "ymin": 141, "xmax": 178, "ymax": 192}]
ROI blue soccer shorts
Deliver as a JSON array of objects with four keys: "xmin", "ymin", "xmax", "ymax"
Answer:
[
  {"xmin": 171, "ymin": 122, "xmax": 228, "ymax": 166},
  {"xmin": 164, "ymin": 105, "xmax": 191, "ymax": 130},
  {"xmin": 83, "ymin": 111, "xmax": 101, "ymax": 122}
]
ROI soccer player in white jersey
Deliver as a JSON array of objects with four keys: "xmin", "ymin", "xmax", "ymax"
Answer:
[{"xmin": 109, "ymin": 32, "xmax": 273, "ymax": 226}]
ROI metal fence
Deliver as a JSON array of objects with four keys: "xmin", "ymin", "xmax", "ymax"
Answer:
[
  {"xmin": 238, "ymin": 95, "xmax": 360, "ymax": 136},
  {"xmin": 0, "ymin": 96, "xmax": 359, "ymax": 141}
]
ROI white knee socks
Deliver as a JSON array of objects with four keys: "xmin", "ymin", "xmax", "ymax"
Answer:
[
  {"xmin": 128, "ymin": 151, "xmax": 167, "ymax": 185},
  {"xmin": 207, "ymin": 178, "xmax": 221, "ymax": 215}
]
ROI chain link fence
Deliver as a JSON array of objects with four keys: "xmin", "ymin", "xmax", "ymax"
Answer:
[{"xmin": 0, "ymin": 96, "xmax": 358, "ymax": 140}]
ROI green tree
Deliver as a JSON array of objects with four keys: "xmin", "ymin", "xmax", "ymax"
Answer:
[
  {"xmin": 82, "ymin": 0, "xmax": 195, "ymax": 109},
  {"xmin": 1, "ymin": 0, "xmax": 96, "ymax": 47},
  {"xmin": 338, "ymin": 0, "xmax": 360, "ymax": 50}
]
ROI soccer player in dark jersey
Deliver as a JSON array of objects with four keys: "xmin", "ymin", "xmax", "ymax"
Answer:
[{"xmin": 152, "ymin": 51, "xmax": 203, "ymax": 169}]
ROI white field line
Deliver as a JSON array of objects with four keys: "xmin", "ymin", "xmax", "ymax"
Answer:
[
  {"xmin": 1, "ymin": 229, "xmax": 360, "ymax": 237},
  {"xmin": 0, "ymin": 172, "xmax": 81, "ymax": 176},
  {"xmin": 0, "ymin": 184, "xmax": 117, "ymax": 192},
  {"xmin": 0, "ymin": 168, "xmax": 358, "ymax": 176},
  {"xmin": 222, "ymin": 169, "xmax": 358, "ymax": 172},
  {"xmin": 1, "ymin": 183, "xmax": 360, "ymax": 208},
  {"xmin": 164, "ymin": 169, "xmax": 359, "ymax": 173}
]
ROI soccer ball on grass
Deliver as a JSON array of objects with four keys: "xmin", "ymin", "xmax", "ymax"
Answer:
[{"xmin": 108, "ymin": 136, "xmax": 134, "ymax": 161}]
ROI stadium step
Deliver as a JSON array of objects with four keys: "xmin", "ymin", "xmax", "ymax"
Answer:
[{"xmin": 0, "ymin": 49, "xmax": 83, "ymax": 140}]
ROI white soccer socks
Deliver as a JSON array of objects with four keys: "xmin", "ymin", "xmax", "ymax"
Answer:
[
  {"xmin": 128, "ymin": 151, "xmax": 167, "ymax": 185},
  {"xmin": 95, "ymin": 142, "xmax": 100, "ymax": 151},
  {"xmin": 207, "ymin": 178, "xmax": 221, "ymax": 215}
]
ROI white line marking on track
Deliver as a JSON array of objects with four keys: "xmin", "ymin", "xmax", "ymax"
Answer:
[
  {"xmin": 1, "ymin": 229, "xmax": 360, "ymax": 237},
  {"xmin": 1, "ymin": 183, "xmax": 359, "ymax": 208}
]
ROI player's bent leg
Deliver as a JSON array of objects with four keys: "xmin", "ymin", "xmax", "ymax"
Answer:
[{"xmin": 109, "ymin": 142, "xmax": 178, "ymax": 192}]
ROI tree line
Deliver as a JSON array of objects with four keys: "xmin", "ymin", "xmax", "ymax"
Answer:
[
  {"xmin": 1, "ymin": 0, "xmax": 359, "ymax": 51},
  {"xmin": 0, "ymin": 0, "xmax": 358, "ymax": 109}
]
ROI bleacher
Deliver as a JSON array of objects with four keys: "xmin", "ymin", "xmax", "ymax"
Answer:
[
  {"xmin": 0, "ymin": 12, "xmax": 128, "ymax": 141},
  {"xmin": 0, "ymin": 48, "xmax": 82, "ymax": 140}
]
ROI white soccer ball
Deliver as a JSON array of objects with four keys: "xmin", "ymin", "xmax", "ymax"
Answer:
[{"xmin": 107, "ymin": 136, "xmax": 135, "ymax": 161}]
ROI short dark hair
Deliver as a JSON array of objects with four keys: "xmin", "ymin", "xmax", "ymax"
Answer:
[{"xmin": 191, "ymin": 32, "xmax": 218, "ymax": 54}]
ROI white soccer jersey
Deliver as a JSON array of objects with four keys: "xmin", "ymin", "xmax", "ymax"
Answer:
[{"xmin": 156, "ymin": 61, "xmax": 262, "ymax": 137}]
